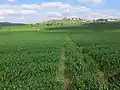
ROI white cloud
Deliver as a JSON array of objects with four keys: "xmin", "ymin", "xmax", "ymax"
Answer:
[
  {"xmin": 0, "ymin": 2, "xmax": 119, "ymax": 23},
  {"xmin": 21, "ymin": 10, "xmax": 38, "ymax": 14},
  {"xmin": 0, "ymin": 16, "xmax": 4, "ymax": 19},
  {"xmin": 0, "ymin": 9, "xmax": 16, "ymax": 15},
  {"xmin": 47, "ymin": 12, "xmax": 62, "ymax": 17},
  {"xmin": 86, "ymin": 10, "xmax": 120, "ymax": 20},
  {"xmin": 22, "ymin": 4, "xmax": 40, "ymax": 10},
  {"xmin": 8, "ymin": 0, "xmax": 16, "ymax": 2},
  {"xmin": 77, "ymin": 0, "xmax": 104, "ymax": 4}
]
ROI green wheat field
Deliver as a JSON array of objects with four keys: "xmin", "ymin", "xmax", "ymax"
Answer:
[{"xmin": 1, "ymin": 23, "xmax": 120, "ymax": 90}]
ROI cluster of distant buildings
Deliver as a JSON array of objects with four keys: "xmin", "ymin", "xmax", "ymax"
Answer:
[
  {"xmin": 61, "ymin": 17, "xmax": 120, "ymax": 23},
  {"xmin": 92, "ymin": 18, "xmax": 120, "ymax": 23},
  {"xmin": 39, "ymin": 17, "xmax": 120, "ymax": 26},
  {"xmin": 61, "ymin": 17, "xmax": 89, "ymax": 23}
]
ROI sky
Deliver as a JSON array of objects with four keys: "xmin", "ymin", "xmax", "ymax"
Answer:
[{"xmin": 0, "ymin": 0, "xmax": 120, "ymax": 23}]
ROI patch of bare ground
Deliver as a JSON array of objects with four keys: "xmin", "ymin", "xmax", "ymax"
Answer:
[{"xmin": 57, "ymin": 48, "xmax": 71, "ymax": 90}]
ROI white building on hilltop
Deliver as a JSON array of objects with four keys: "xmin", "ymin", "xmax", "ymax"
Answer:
[{"xmin": 107, "ymin": 19, "xmax": 116, "ymax": 22}]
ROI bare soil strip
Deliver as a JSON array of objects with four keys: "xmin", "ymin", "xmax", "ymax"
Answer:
[
  {"xmin": 61, "ymin": 48, "xmax": 71, "ymax": 90},
  {"xmin": 58, "ymin": 35, "xmax": 73, "ymax": 90},
  {"xmin": 60, "ymin": 48, "xmax": 71, "ymax": 90}
]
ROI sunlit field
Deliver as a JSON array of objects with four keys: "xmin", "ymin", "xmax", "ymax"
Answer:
[{"xmin": 0, "ymin": 23, "xmax": 120, "ymax": 89}]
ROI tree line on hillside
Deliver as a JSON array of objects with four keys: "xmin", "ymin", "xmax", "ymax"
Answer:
[{"xmin": 0, "ymin": 22, "xmax": 26, "ymax": 30}]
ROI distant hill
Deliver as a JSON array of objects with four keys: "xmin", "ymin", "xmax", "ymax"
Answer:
[
  {"xmin": 38, "ymin": 18, "xmax": 89, "ymax": 26},
  {"xmin": 0, "ymin": 22, "xmax": 26, "ymax": 27}
]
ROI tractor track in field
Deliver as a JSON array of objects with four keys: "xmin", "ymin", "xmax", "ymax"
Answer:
[
  {"xmin": 60, "ymin": 48, "xmax": 71, "ymax": 90},
  {"xmin": 59, "ymin": 35, "xmax": 71, "ymax": 90},
  {"xmin": 68, "ymin": 33, "xmax": 80, "ymax": 48},
  {"xmin": 59, "ymin": 34, "xmax": 80, "ymax": 90}
]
